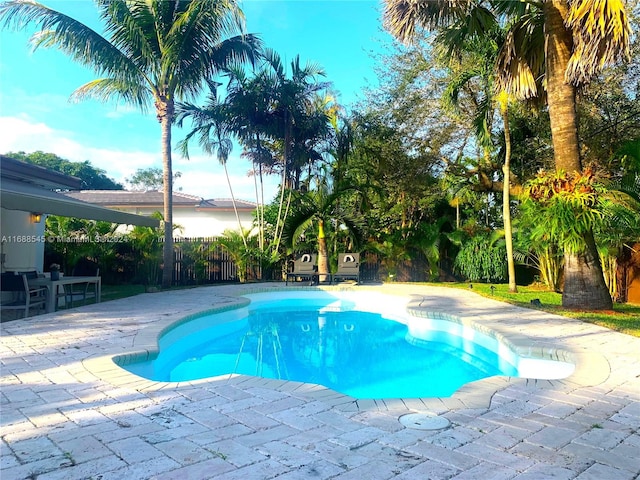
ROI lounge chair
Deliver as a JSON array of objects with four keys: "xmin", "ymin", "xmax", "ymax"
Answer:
[
  {"xmin": 332, "ymin": 253, "xmax": 360, "ymax": 284},
  {"xmin": 286, "ymin": 253, "xmax": 318, "ymax": 285}
]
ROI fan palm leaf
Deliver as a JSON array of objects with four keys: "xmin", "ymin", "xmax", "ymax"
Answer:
[
  {"xmin": 565, "ymin": 0, "xmax": 632, "ymax": 84},
  {"xmin": 383, "ymin": 0, "xmax": 473, "ymax": 44},
  {"xmin": 495, "ymin": 12, "xmax": 545, "ymax": 100}
]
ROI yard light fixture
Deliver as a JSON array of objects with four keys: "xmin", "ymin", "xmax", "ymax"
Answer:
[{"xmin": 31, "ymin": 213, "xmax": 42, "ymax": 223}]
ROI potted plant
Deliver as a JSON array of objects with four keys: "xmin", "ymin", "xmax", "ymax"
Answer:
[{"xmin": 50, "ymin": 263, "xmax": 61, "ymax": 281}]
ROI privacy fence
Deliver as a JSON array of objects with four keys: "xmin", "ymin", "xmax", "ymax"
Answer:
[{"xmin": 45, "ymin": 236, "xmax": 440, "ymax": 286}]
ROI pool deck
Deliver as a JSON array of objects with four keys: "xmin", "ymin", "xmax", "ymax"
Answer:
[{"xmin": 1, "ymin": 283, "xmax": 639, "ymax": 479}]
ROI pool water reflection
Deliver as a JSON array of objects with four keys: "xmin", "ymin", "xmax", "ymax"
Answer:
[{"xmin": 123, "ymin": 292, "xmax": 528, "ymax": 399}]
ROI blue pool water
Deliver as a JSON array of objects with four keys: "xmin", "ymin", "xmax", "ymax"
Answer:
[{"xmin": 120, "ymin": 291, "xmax": 564, "ymax": 399}]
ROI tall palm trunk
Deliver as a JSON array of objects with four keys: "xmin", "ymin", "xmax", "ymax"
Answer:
[
  {"xmin": 544, "ymin": 0, "xmax": 581, "ymax": 171},
  {"xmin": 563, "ymin": 231, "xmax": 614, "ymax": 308},
  {"xmin": 157, "ymin": 96, "xmax": 174, "ymax": 289},
  {"xmin": 317, "ymin": 218, "xmax": 329, "ymax": 282},
  {"xmin": 223, "ymin": 161, "xmax": 247, "ymax": 247},
  {"xmin": 256, "ymin": 134, "xmax": 265, "ymax": 251},
  {"xmin": 499, "ymin": 98, "xmax": 517, "ymax": 293},
  {"xmin": 543, "ymin": 0, "xmax": 611, "ymax": 309}
]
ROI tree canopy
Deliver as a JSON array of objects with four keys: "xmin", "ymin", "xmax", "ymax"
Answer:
[{"xmin": 5, "ymin": 150, "xmax": 123, "ymax": 190}]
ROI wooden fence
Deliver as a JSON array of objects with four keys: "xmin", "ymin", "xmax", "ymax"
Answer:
[{"xmin": 46, "ymin": 236, "xmax": 442, "ymax": 286}]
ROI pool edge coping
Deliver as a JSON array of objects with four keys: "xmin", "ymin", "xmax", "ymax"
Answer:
[{"xmin": 82, "ymin": 285, "xmax": 611, "ymax": 413}]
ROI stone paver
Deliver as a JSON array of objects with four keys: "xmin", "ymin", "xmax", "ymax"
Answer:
[{"xmin": 2, "ymin": 283, "xmax": 639, "ymax": 479}]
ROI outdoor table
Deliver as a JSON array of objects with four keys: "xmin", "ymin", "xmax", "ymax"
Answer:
[{"xmin": 29, "ymin": 276, "xmax": 102, "ymax": 313}]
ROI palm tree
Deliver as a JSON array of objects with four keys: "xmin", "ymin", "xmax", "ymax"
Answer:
[
  {"xmin": 225, "ymin": 50, "xmax": 332, "ymax": 261},
  {"xmin": 217, "ymin": 228, "xmax": 256, "ymax": 283},
  {"xmin": 438, "ymin": 28, "xmax": 518, "ymax": 292},
  {"xmin": 523, "ymin": 168, "xmax": 640, "ymax": 299},
  {"xmin": 1, "ymin": 0, "xmax": 260, "ymax": 288},
  {"xmin": 383, "ymin": 0, "xmax": 631, "ymax": 309},
  {"xmin": 282, "ymin": 182, "xmax": 365, "ymax": 281},
  {"xmin": 176, "ymin": 81, "xmax": 247, "ymax": 246},
  {"xmin": 223, "ymin": 63, "xmax": 276, "ymax": 251},
  {"xmin": 256, "ymin": 50, "xmax": 331, "ymax": 191},
  {"xmin": 497, "ymin": 91, "xmax": 518, "ymax": 293}
]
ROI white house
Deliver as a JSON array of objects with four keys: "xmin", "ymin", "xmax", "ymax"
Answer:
[{"xmin": 62, "ymin": 190, "xmax": 257, "ymax": 238}]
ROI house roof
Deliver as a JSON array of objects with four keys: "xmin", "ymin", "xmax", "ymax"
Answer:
[
  {"xmin": 198, "ymin": 198, "xmax": 257, "ymax": 211},
  {"xmin": 0, "ymin": 156, "xmax": 159, "ymax": 227},
  {"xmin": 63, "ymin": 190, "xmax": 202, "ymax": 206},
  {"xmin": 63, "ymin": 190, "xmax": 257, "ymax": 210},
  {"xmin": 1, "ymin": 155, "xmax": 81, "ymax": 189}
]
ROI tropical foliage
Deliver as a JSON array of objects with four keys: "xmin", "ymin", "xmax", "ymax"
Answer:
[
  {"xmin": 45, "ymin": 216, "xmax": 120, "ymax": 274},
  {"xmin": 3, "ymin": 0, "xmax": 639, "ymax": 312},
  {"xmin": 282, "ymin": 181, "xmax": 365, "ymax": 279},
  {"xmin": 453, "ymin": 230, "xmax": 507, "ymax": 283},
  {"xmin": 381, "ymin": 0, "xmax": 634, "ymax": 309},
  {"xmin": 127, "ymin": 168, "xmax": 182, "ymax": 192}
]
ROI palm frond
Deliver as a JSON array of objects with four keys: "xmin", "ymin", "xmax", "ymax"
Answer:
[
  {"xmin": 70, "ymin": 78, "xmax": 151, "ymax": 110},
  {"xmin": 434, "ymin": 3, "xmax": 499, "ymax": 56},
  {"xmin": 495, "ymin": 12, "xmax": 545, "ymax": 100},
  {"xmin": 492, "ymin": 0, "xmax": 536, "ymax": 17},
  {"xmin": 383, "ymin": 0, "xmax": 472, "ymax": 44},
  {"xmin": 442, "ymin": 68, "xmax": 480, "ymax": 113},
  {"xmin": 1, "ymin": 0, "xmax": 146, "ymax": 87},
  {"xmin": 335, "ymin": 211, "xmax": 367, "ymax": 251},
  {"xmin": 472, "ymin": 94, "xmax": 493, "ymax": 148},
  {"xmin": 565, "ymin": 0, "xmax": 632, "ymax": 85},
  {"xmin": 99, "ymin": 0, "xmax": 158, "ymax": 70},
  {"xmin": 281, "ymin": 198, "xmax": 318, "ymax": 248}
]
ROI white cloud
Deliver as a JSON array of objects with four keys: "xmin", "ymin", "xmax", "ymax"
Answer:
[
  {"xmin": 0, "ymin": 115, "xmax": 280, "ymax": 201},
  {"xmin": 178, "ymin": 168, "xmax": 279, "ymax": 202},
  {"xmin": 0, "ymin": 116, "xmax": 77, "ymax": 155},
  {"xmin": 0, "ymin": 115, "xmax": 157, "ymax": 182}
]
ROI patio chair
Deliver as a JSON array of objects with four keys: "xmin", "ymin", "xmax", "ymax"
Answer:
[
  {"xmin": 18, "ymin": 270, "xmax": 40, "ymax": 281},
  {"xmin": 286, "ymin": 253, "xmax": 318, "ymax": 285},
  {"xmin": 62, "ymin": 259, "xmax": 100, "ymax": 309},
  {"xmin": 332, "ymin": 253, "xmax": 360, "ymax": 284},
  {"xmin": 1, "ymin": 272, "xmax": 48, "ymax": 319}
]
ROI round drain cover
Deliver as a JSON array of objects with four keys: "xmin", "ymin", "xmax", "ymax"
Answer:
[{"xmin": 399, "ymin": 412, "xmax": 450, "ymax": 430}]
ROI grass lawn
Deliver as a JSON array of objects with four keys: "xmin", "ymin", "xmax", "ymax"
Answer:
[
  {"xmin": 443, "ymin": 282, "xmax": 640, "ymax": 338},
  {"xmin": 101, "ymin": 284, "xmax": 146, "ymax": 302},
  {"xmin": 101, "ymin": 282, "xmax": 640, "ymax": 338}
]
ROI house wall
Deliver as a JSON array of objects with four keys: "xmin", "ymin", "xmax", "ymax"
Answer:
[
  {"xmin": 178, "ymin": 210, "xmax": 254, "ymax": 237},
  {"xmin": 1, "ymin": 208, "xmax": 46, "ymax": 272},
  {"xmin": 113, "ymin": 207, "xmax": 255, "ymax": 237}
]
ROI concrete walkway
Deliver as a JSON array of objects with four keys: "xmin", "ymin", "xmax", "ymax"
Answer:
[{"xmin": 1, "ymin": 284, "xmax": 638, "ymax": 480}]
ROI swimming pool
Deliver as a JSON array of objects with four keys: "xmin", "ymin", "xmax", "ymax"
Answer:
[{"xmin": 121, "ymin": 290, "xmax": 575, "ymax": 399}]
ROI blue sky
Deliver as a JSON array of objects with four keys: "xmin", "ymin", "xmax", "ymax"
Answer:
[{"xmin": 0, "ymin": 0, "xmax": 392, "ymax": 202}]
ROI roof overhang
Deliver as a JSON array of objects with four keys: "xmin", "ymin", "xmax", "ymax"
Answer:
[
  {"xmin": 1, "ymin": 179, "xmax": 160, "ymax": 227},
  {"xmin": 1, "ymin": 155, "xmax": 82, "ymax": 189}
]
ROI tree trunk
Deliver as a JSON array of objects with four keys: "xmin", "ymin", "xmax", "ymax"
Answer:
[
  {"xmin": 562, "ymin": 231, "xmax": 614, "ymax": 309},
  {"xmin": 317, "ymin": 218, "xmax": 329, "ymax": 283},
  {"xmin": 157, "ymin": 96, "xmax": 174, "ymax": 289},
  {"xmin": 500, "ymin": 100, "xmax": 517, "ymax": 293},
  {"xmin": 544, "ymin": 0, "xmax": 612, "ymax": 309},
  {"xmin": 224, "ymin": 161, "xmax": 246, "ymax": 247},
  {"xmin": 544, "ymin": 0, "xmax": 581, "ymax": 173}
]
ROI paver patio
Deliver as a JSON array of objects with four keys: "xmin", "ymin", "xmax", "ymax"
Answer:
[{"xmin": 1, "ymin": 284, "xmax": 639, "ymax": 479}]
